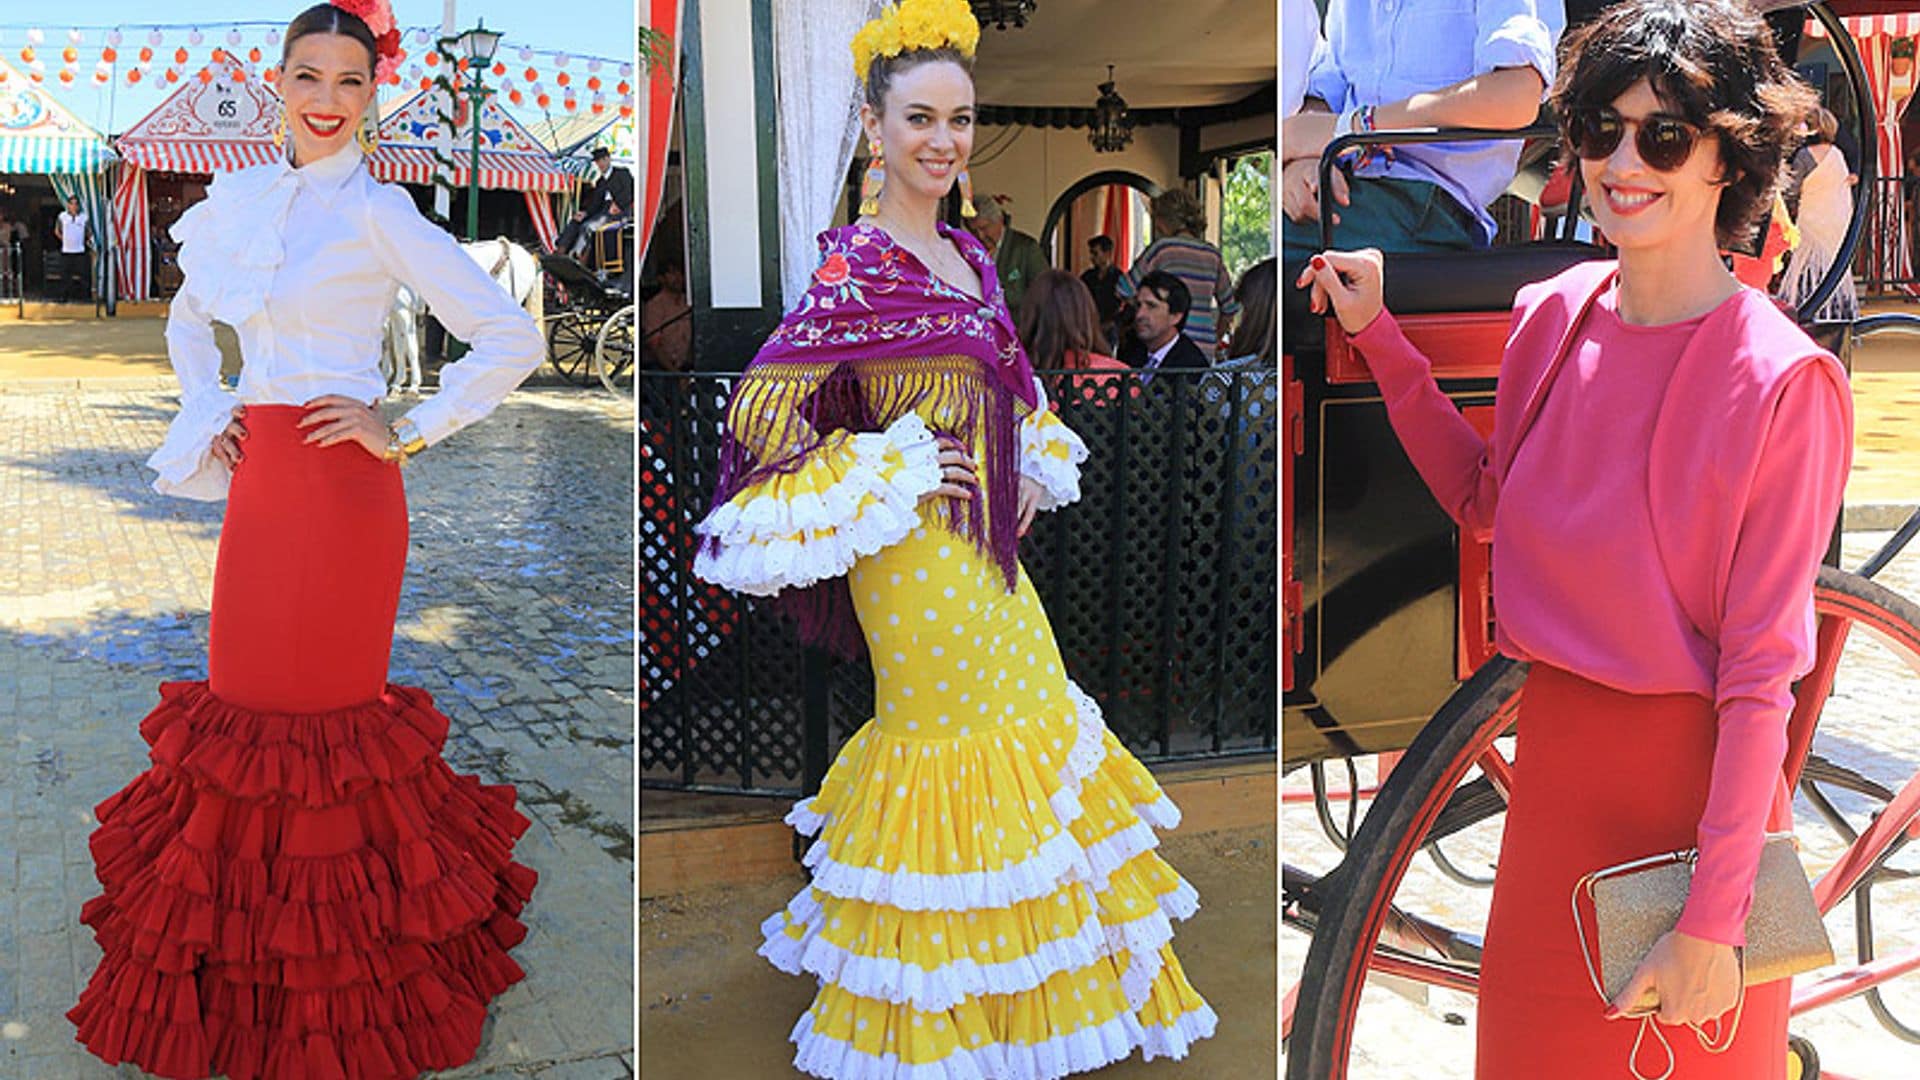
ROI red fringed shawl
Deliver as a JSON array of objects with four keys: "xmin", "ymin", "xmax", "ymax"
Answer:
[{"xmin": 704, "ymin": 221, "xmax": 1038, "ymax": 657}]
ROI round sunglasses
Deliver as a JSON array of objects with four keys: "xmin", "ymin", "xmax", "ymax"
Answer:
[{"xmin": 1564, "ymin": 107, "xmax": 1704, "ymax": 172}]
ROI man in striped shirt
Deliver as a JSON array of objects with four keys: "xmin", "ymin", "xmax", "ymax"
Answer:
[{"xmin": 1116, "ymin": 190, "xmax": 1239, "ymax": 355}]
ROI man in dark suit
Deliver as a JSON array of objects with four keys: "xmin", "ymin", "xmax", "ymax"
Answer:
[
  {"xmin": 1117, "ymin": 270, "xmax": 1206, "ymax": 383},
  {"xmin": 557, "ymin": 147, "xmax": 636, "ymax": 259}
]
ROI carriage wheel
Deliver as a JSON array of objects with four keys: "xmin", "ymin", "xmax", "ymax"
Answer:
[
  {"xmin": 1286, "ymin": 565, "xmax": 1920, "ymax": 1079},
  {"xmin": 595, "ymin": 303, "xmax": 636, "ymax": 398},
  {"xmin": 547, "ymin": 311, "xmax": 598, "ymax": 385}
]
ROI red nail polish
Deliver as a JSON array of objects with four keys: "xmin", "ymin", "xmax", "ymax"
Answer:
[{"xmin": 1310, "ymin": 256, "xmax": 1326, "ymax": 270}]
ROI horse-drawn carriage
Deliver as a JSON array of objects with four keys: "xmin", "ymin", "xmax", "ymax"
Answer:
[
  {"xmin": 1284, "ymin": 4, "xmax": 1920, "ymax": 1077},
  {"xmin": 542, "ymin": 221, "xmax": 634, "ymax": 395}
]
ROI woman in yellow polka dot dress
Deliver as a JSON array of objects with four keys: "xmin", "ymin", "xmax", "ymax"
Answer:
[{"xmin": 691, "ymin": 2, "xmax": 1217, "ymax": 1076}]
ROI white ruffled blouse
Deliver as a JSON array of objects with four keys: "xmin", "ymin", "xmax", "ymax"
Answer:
[{"xmin": 148, "ymin": 142, "xmax": 546, "ymax": 500}]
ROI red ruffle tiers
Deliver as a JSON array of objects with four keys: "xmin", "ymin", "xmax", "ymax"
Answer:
[{"xmin": 67, "ymin": 680, "xmax": 539, "ymax": 1080}]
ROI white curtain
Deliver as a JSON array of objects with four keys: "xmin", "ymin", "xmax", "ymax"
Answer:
[{"xmin": 774, "ymin": 0, "xmax": 886, "ymax": 310}]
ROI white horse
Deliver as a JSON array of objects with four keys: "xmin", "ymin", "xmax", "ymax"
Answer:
[{"xmin": 382, "ymin": 237, "xmax": 544, "ymax": 393}]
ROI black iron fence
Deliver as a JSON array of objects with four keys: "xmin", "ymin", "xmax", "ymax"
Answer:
[{"xmin": 641, "ymin": 366, "xmax": 1280, "ymax": 797}]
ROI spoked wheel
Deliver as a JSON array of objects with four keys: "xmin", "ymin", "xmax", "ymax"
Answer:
[
  {"xmin": 595, "ymin": 303, "xmax": 636, "ymax": 398},
  {"xmin": 1286, "ymin": 566, "xmax": 1920, "ymax": 1079},
  {"xmin": 547, "ymin": 311, "xmax": 598, "ymax": 385}
]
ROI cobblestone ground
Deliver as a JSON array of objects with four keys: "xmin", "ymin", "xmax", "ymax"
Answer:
[
  {"xmin": 0, "ymin": 385, "xmax": 635, "ymax": 1078},
  {"xmin": 1281, "ymin": 533, "xmax": 1920, "ymax": 1079}
]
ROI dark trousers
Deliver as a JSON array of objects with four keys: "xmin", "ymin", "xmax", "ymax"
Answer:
[{"xmin": 62, "ymin": 251, "xmax": 90, "ymax": 301}]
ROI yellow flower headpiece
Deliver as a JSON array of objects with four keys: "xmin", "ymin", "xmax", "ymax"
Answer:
[{"xmin": 851, "ymin": 0, "xmax": 982, "ymax": 80}]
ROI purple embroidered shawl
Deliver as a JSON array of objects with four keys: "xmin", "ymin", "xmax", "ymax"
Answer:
[{"xmin": 705, "ymin": 222, "xmax": 1038, "ymax": 658}]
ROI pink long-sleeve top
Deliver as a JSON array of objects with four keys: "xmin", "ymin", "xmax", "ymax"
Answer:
[{"xmin": 1350, "ymin": 260, "xmax": 1852, "ymax": 945}]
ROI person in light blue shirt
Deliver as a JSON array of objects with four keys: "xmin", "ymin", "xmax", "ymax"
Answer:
[{"xmin": 1281, "ymin": 0, "xmax": 1564, "ymax": 265}]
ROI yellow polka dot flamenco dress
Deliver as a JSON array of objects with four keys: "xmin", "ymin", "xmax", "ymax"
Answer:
[{"xmin": 692, "ymin": 224, "xmax": 1215, "ymax": 1079}]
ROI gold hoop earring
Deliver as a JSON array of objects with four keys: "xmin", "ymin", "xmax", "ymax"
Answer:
[{"xmin": 860, "ymin": 139, "xmax": 885, "ymax": 217}]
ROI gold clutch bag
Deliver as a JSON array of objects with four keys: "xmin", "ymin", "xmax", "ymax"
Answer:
[{"xmin": 1571, "ymin": 833, "xmax": 1833, "ymax": 1080}]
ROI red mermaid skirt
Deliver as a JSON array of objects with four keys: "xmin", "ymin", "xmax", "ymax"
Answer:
[
  {"xmin": 1476, "ymin": 663, "xmax": 1791, "ymax": 1079},
  {"xmin": 68, "ymin": 405, "xmax": 539, "ymax": 1079}
]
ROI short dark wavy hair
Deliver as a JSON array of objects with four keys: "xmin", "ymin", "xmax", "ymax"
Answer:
[{"xmin": 1550, "ymin": 0, "xmax": 1818, "ymax": 248}]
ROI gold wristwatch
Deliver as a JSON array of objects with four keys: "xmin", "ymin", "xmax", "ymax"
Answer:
[{"xmin": 384, "ymin": 418, "xmax": 428, "ymax": 465}]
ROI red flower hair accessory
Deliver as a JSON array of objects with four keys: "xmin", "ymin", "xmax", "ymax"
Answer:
[{"xmin": 329, "ymin": 0, "xmax": 404, "ymax": 82}]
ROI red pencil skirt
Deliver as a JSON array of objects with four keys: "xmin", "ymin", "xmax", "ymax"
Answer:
[
  {"xmin": 69, "ymin": 406, "xmax": 539, "ymax": 1080},
  {"xmin": 1476, "ymin": 663, "xmax": 1792, "ymax": 1079}
]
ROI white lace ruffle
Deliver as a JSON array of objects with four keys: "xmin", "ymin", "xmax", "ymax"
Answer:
[
  {"xmin": 786, "ymin": 797, "xmax": 829, "ymax": 836},
  {"xmin": 1018, "ymin": 403, "xmax": 1090, "ymax": 513},
  {"xmin": 801, "ymin": 827, "xmax": 1094, "ymax": 912},
  {"xmin": 1137, "ymin": 1003, "xmax": 1220, "ymax": 1062},
  {"xmin": 145, "ymin": 388, "xmax": 242, "ymax": 501},
  {"xmin": 694, "ymin": 413, "xmax": 942, "ymax": 597},
  {"xmin": 170, "ymin": 161, "xmax": 299, "ymax": 328},
  {"xmin": 790, "ymin": 1007, "xmax": 1147, "ymax": 1080},
  {"xmin": 760, "ymin": 889, "xmax": 1112, "ymax": 1012}
]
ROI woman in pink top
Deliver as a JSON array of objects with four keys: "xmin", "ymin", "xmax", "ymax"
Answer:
[{"xmin": 1299, "ymin": 3, "xmax": 1850, "ymax": 1077}]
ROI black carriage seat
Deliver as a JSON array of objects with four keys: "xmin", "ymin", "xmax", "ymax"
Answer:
[{"xmin": 1381, "ymin": 242, "xmax": 1602, "ymax": 316}]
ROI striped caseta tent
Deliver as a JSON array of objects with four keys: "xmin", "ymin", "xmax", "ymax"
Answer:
[
  {"xmin": 372, "ymin": 87, "xmax": 570, "ymax": 251},
  {"xmin": 111, "ymin": 67, "xmax": 286, "ymax": 302},
  {"xmin": 0, "ymin": 58, "xmax": 117, "ymax": 298}
]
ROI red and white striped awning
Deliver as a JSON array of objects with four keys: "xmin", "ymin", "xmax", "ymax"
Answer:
[
  {"xmin": 115, "ymin": 139, "xmax": 281, "ymax": 175},
  {"xmin": 367, "ymin": 145, "xmax": 574, "ymax": 193},
  {"xmin": 1806, "ymin": 13, "xmax": 1920, "ymax": 38}
]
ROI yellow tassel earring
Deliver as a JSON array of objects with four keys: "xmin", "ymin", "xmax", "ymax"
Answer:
[
  {"xmin": 859, "ymin": 139, "xmax": 885, "ymax": 217},
  {"xmin": 958, "ymin": 167, "xmax": 977, "ymax": 218},
  {"xmin": 273, "ymin": 108, "xmax": 287, "ymax": 149},
  {"xmin": 357, "ymin": 115, "xmax": 378, "ymax": 154}
]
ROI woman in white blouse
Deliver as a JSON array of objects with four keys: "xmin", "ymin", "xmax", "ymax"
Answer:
[{"xmin": 67, "ymin": 5, "xmax": 543, "ymax": 1078}]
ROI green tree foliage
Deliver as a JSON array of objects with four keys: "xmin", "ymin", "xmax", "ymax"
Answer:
[{"xmin": 1220, "ymin": 151, "xmax": 1274, "ymax": 280}]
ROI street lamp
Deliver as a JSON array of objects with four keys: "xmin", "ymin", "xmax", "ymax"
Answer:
[{"xmin": 453, "ymin": 20, "xmax": 503, "ymax": 241}]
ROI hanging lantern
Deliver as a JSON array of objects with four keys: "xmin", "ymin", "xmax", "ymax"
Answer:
[
  {"xmin": 1088, "ymin": 65, "xmax": 1135, "ymax": 153},
  {"xmin": 587, "ymin": 75, "xmax": 601, "ymax": 91},
  {"xmin": 250, "ymin": 47, "xmax": 261, "ymax": 63},
  {"xmin": 27, "ymin": 29, "xmax": 45, "ymax": 45},
  {"xmin": 57, "ymin": 69, "xmax": 73, "ymax": 85},
  {"xmin": 175, "ymin": 47, "xmax": 188, "ymax": 64},
  {"xmin": 138, "ymin": 46, "xmax": 153, "ymax": 63},
  {"xmin": 148, "ymin": 30, "xmax": 163, "ymax": 46},
  {"xmin": 107, "ymin": 30, "xmax": 122, "ymax": 47},
  {"xmin": 189, "ymin": 29, "xmax": 204, "ymax": 46},
  {"xmin": 556, "ymin": 71, "xmax": 570, "ymax": 87},
  {"xmin": 619, "ymin": 104, "xmax": 633, "ymax": 118},
  {"xmin": 616, "ymin": 80, "xmax": 630, "ymax": 96},
  {"xmin": 18, "ymin": 47, "xmax": 33, "ymax": 64},
  {"xmin": 227, "ymin": 29, "xmax": 242, "ymax": 46},
  {"xmin": 67, "ymin": 28, "xmax": 82, "ymax": 44},
  {"xmin": 425, "ymin": 52, "xmax": 440, "ymax": 66},
  {"xmin": 509, "ymin": 89, "xmax": 524, "ymax": 105},
  {"xmin": 419, "ymin": 76, "xmax": 432, "ymax": 91},
  {"xmin": 618, "ymin": 62, "xmax": 632, "ymax": 78},
  {"xmin": 165, "ymin": 68, "xmax": 179, "ymax": 82},
  {"xmin": 519, "ymin": 46, "xmax": 533, "ymax": 63},
  {"xmin": 588, "ymin": 58, "xmax": 602, "ymax": 73},
  {"xmin": 198, "ymin": 68, "xmax": 213, "ymax": 84},
  {"xmin": 555, "ymin": 52, "xmax": 570, "ymax": 67},
  {"xmin": 267, "ymin": 30, "xmax": 281, "ymax": 46},
  {"xmin": 492, "ymin": 62, "xmax": 506, "ymax": 76},
  {"xmin": 969, "ymin": 1, "xmax": 1037, "ymax": 29},
  {"xmin": 211, "ymin": 48, "xmax": 226, "ymax": 64},
  {"xmin": 62, "ymin": 46, "xmax": 77, "ymax": 64},
  {"xmin": 93, "ymin": 65, "xmax": 109, "ymax": 85},
  {"xmin": 127, "ymin": 68, "xmax": 142, "ymax": 84},
  {"xmin": 536, "ymin": 92, "xmax": 550, "ymax": 108},
  {"xmin": 102, "ymin": 47, "xmax": 117, "ymax": 63}
]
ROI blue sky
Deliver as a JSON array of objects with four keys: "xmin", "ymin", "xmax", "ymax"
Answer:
[{"xmin": 2, "ymin": 1, "xmax": 635, "ymax": 134}]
